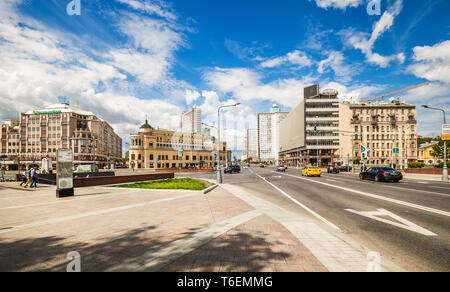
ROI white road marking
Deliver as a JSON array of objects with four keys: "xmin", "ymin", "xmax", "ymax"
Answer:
[
  {"xmin": 320, "ymin": 174, "xmax": 450, "ymax": 198},
  {"xmin": 345, "ymin": 209, "xmax": 437, "ymax": 237},
  {"xmin": 250, "ymin": 169, "xmax": 341, "ymax": 231},
  {"xmin": 281, "ymin": 172, "xmax": 450, "ymax": 217},
  {"xmin": 326, "ymin": 179, "xmax": 338, "ymax": 182}
]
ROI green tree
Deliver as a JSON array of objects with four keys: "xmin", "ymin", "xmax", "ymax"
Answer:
[{"xmin": 432, "ymin": 139, "xmax": 450, "ymax": 159}]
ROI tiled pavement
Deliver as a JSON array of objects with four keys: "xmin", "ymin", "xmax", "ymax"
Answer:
[{"xmin": 0, "ymin": 181, "xmax": 367, "ymax": 272}]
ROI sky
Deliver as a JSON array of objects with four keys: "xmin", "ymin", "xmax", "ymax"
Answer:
[{"xmin": 0, "ymin": 0, "xmax": 449, "ymax": 152}]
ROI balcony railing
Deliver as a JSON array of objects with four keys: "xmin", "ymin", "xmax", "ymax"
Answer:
[
  {"xmin": 306, "ymin": 117, "xmax": 339, "ymax": 122},
  {"xmin": 306, "ymin": 108, "xmax": 339, "ymax": 113}
]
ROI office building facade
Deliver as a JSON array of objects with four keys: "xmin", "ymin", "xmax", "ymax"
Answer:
[{"xmin": 258, "ymin": 105, "xmax": 289, "ymax": 162}]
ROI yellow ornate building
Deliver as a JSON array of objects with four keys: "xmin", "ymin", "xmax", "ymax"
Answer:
[
  {"xmin": 129, "ymin": 120, "xmax": 227, "ymax": 169},
  {"xmin": 417, "ymin": 142, "xmax": 439, "ymax": 165}
]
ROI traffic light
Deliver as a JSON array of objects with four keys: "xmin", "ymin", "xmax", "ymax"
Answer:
[
  {"xmin": 314, "ymin": 126, "xmax": 317, "ymax": 134},
  {"xmin": 362, "ymin": 153, "xmax": 366, "ymax": 160}
]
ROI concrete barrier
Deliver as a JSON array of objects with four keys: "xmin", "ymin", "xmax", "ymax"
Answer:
[{"xmin": 405, "ymin": 168, "xmax": 443, "ymax": 175}]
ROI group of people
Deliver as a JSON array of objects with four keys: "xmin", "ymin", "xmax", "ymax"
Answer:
[{"xmin": 20, "ymin": 168, "xmax": 38, "ymax": 188}]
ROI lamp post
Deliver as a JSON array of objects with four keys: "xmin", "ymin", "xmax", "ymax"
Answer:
[
  {"xmin": 217, "ymin": 103, "xmax": 241, "ymax": 184},
  {"xmin": 422, "ymin": 105, "xmax": 448, "ymax": 182}
]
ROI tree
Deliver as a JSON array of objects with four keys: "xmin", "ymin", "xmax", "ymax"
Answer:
[{"xmin": 432, "ymin": 139, "xmax": 450, "ymax": 159}]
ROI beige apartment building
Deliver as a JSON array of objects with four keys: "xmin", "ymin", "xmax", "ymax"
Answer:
[
  {"xmin": 339, "ymin": 100, "xmax": 418, "ymax": 167},
  {"xmin": 129, "ymin": 120, "xmax": 227, "ymax": 169},
  {"xmin": 0, "ymin": 103, "xmax": 122, "ymax": 170}
]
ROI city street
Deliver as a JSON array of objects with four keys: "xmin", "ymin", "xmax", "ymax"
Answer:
[{"xmin": 179, "ymin": 167, "xmax": 450, "ymax": 272}]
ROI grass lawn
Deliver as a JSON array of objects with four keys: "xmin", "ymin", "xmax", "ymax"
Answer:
[{"xmin": 115, "ymin": 178, "xmax": 212, "ymax": 191}]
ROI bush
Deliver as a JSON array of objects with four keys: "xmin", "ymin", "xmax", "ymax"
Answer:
[
  {"xmin": 408, "ymin": 162, "xmax": 425, "ymax": 169},
  {"xmin": 437, "ymin": 161, "xmax": 450, "ymax": 168}
]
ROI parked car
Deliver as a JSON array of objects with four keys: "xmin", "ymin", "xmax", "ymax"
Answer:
[
  {"xmin": 327, "ymin": 166, "xmax": 339, "ymax": 174},
  {"xmin": 301, "ymin": 166, "xmax": 322, "ymax": 177},
  {"xmin": 260, "ymin": 164, "xmax": 266, "ymax": 168},
  {"xmin": 224, "ymin": 165, "xmax": 241, "ymax": 174},
  {"xmin": 276, "ymin": 165, "xmax": 286, "ymax": 172},
  {"xmin": 339, "ymin": 166, "xmax": 353, "ymax": 172},
  {"xmin": 359, "ymin": 167, "xmax": 403, "ymax": 182}
]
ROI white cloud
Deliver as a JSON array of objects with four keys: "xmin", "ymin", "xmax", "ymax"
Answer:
[
  {"xmin": 317, "ymin": 51, "xmax": 356, "ymax": 81},
  {"xmin": 117, "ymin": 0, "xmax": 177, "ymax": 20},
  {"xmin": 260, "ymin": 50, "xmax": 313, "ymax": 69},
  {"xmin": 311, "ymin": 0, "xmax": 363, "ymax": 10},
  {"xmin": 204, "ymin": 67, "xmax": 316, "ymax": 108},
  {"xmin": 0, "ymin": 0, "xmax": 190, "ymax": 147},
  {"xmin": 184, "ymin": 89, "xmax": 201, "ymax": 105},
  {"xmin": 408, "ymin": 40, "xmax": 450, "ymax": 83},
  {"xmin": 340, "ymin": 0, "xmax": 405, "ymax": 67}
]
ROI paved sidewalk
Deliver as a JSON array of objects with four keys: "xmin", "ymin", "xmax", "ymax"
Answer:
[{"xmin": 0, "ymin": 181, "xmax": 372, "ymax": 272}]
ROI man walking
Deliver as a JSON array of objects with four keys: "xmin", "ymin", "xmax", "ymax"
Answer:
[{"xmin": 30, "ymin": 168, "xmax": 38, "ymax": 188}]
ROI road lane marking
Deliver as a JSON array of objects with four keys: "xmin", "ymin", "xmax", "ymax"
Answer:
[
  {"xmin": 280, "ymin": 172, "xmax": 450, "ymax": 217},
  {"xmin": 321, "ymin": 174, "xmax": 450, "ymax": 198},
  {"xmin": 250, "ymin": 169, "xmax": 341, "ymax": 231},
  {"xmin": 345, "ymin": 209, "xmax": 437, "ymax": 237},
  {"xmin": 0, "ymin": 193, "xmax": 199, "ymax": 235},
  {"xmin": 326, "ymin": 179, "xmax": 338, "ymax": 182}
]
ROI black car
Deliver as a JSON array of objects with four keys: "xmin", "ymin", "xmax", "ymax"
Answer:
[
  {"xmin": 339, "ymin": 166, "xmax": 353, "ymax": 172},
  {"xmin": 224, "ymin": 165, "xmax": 241, "ymax": 174},
  {"xmin": 360, "ymin": 167, "xmax": 403, "ymax": 182}
]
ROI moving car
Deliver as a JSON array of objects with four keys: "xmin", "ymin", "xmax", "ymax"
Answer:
[
  {"xmin": 339, "ymin": 166, "xmax": 353, "ymax": 172},
  {"xmin": 301, "ymin": 166, "xmax": 321, "ymax": 177},
  {"xmin": 224, "ymin": 165, "xmax": 241, "ymax": 174},
  {"xmin": 359, "ymin": 167, "xmax": 403, "ymax": 182},
  {"xmin": 276, "ymin": 165, "xmax": 286, "ymax": 172}
]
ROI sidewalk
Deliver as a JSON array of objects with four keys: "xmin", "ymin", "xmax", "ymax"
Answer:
[{"xmin": 0, "ymin": 182, "xmax": 374, "ymax": 272}]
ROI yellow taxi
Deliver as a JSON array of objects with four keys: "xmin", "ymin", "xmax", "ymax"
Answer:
[{"xmin": 301, "ymin": 166, "xmax": 322, "ymax": 177}]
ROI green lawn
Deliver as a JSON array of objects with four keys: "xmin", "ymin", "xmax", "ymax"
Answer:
[{"xmin": 115, "ymin": 178, "xmax": 211, "ymax": 191}]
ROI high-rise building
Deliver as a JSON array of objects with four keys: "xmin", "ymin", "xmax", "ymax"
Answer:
[
  {"xmin": 339, "ymin": 100, "xmax": 418, "ymax": 168},
  {"xmin": 0, "ymin": 103, "xmax": 122, "ymax": 170},
  {"xmin": 279, "ymin": 84, "xmax": 339, "ymax": 166},
  {"xmin": 243, "ymin": 128, "xmax": 258, "ymax": 161},
  {"xmin": 181, "ymin": 107, "xmax": 202, "ymax": 134},
  {"xmin": 258, "ymin": 105, "xmax": 289, "ymax": 162}
]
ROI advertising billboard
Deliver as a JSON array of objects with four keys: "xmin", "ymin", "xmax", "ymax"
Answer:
[{"xmin": 304, "ymin": 84, "xmax": 319, "ymax": 99}]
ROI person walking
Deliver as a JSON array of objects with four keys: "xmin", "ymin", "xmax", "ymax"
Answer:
[
  {"xmin": 23, "ymin": 168, "xmax": 32, "ymax": 188},
  {"xmin": 30, "ymin": 168, "xmax": 37, "ymax": 188},
  {"xmin": 19, "ymin": 170, "xmax": 27, "ymax": 186}
]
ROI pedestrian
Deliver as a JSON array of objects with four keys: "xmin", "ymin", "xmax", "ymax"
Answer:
[
  {"xmin": 30, "ymin": 168, "xmax": 37, "ymax": 188},
  {"xmin": 19, "ymin": 170, "xmax": 27, "ymax": 186},
  {"xmin": 23, "ymin": 168, "xmax": 32, "ymax": 188}
]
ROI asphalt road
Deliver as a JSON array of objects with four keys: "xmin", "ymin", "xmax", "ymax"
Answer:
[{"xmin": 179, "ymin": 167, "xmax": 450, "ymax": 272}]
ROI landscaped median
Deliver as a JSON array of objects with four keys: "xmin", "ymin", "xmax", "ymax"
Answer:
[{"xmin": 113, "ymin": 178, "xmax": 214, "ymax": 191}]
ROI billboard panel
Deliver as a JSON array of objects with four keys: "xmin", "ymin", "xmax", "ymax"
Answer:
[{"xmin": 304, "ymin": 84, "xmax": 319, "ymax": 99}]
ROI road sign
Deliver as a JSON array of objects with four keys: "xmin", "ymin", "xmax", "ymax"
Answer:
[
  {"xmin": 443, "ymin": 124, "xmax": 450, "ymax": 141},
  {"xmin": 178, "ymin": 150, "xmax": 183, "ymax": 157},
  {"xmin": 392, "ymin": 147, "xmax": 400, "ymax": 155},
  {"xmin": 361, "ymin": 147, "xmax": 366, "ymax": 152}
]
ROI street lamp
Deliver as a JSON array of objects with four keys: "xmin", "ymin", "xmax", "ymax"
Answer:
[
  {"xmin": 217, "ymin": 103, "xmax": 241, "ymax": 184},
  {"xmin": 422, "ymin": 105, "xmax": 448, "ymax": 182}
]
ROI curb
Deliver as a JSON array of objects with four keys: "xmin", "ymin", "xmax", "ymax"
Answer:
[{"xmin": 203, "ymin": 184, "xmax": 218, "ymax": 195}]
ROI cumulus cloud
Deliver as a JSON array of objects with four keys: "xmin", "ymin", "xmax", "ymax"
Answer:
[
  {"xmin": 0, "ymin": 0, "xmax": 190, "ymax": 146},
  {"xmin": 408, "ymin": 40, "xmax": 450, "ymax": 83},
  {"xmin": 204, "ymin": 67, "xmax": 316, "ymax": 108},
  {"xmin": 260, "ymin": 50, "xmax": 313, "ymax": 69},
  {"xmin": 184, "ymin": 89, "xmax": 201, "ymax": 104},
  {"xmin": 310, "ymin": 0, "xmax": 363, "ymax": 10},
  {"xmin": 317, "ymin": 51, "xmax": 357, "ymax": 82},
  {"xmin": 340, "ymin": 0, "xmax": 405, "ymax": 67}
]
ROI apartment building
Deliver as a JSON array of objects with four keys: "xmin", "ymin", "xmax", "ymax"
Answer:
[
  {"xmin": 180, "ymin": 107, "xmax": 202, "ymax": 134},
  {"xmin": 0, "ymin": 103, "xmax": 122, "ymax": 170},
  {"xmin": 339, "ymin": 100, "xmax": 418, "ymax": 167},
  {"xmin": 258, "ymin": 105, "xmax": 289, "ymax": 162},
  {"xmin": 129, "ymin": 119, "xmax": 227, "ymax": 169},
  {"xmin": 243, "ymin": 128, "xmax": 258, "ymax": 162},
  {"xmin": 279, "ymin": 85, "xmax": 339, "ymax": 166}
]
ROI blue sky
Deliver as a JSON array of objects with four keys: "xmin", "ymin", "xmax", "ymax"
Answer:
[{"xmin": 0, "ymin": 0, "xmax": 449, "ymax": 150}]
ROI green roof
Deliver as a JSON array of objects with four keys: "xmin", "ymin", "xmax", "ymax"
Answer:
[{"xmin": 140, "ymin": 119, "xmax": 153, "ymax": 129}]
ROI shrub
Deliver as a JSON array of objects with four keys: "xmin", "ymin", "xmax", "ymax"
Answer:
[{"xmin": 408, "ymin": 162, "xmax": 425, "ymax": 169}]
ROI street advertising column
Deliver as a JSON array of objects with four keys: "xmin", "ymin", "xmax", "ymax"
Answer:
[{"xmin": 56, "ymin": 148, "xmax": 74, "ymax": 198}]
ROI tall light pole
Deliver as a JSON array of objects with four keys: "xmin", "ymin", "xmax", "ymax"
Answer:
[
  {"xmin": 217, "ymin": 103, "xmax": 241, "ymax": 184},
  {"xmin": 422, "ymin": 105, "xmax": 448, "ymax": 182}
]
